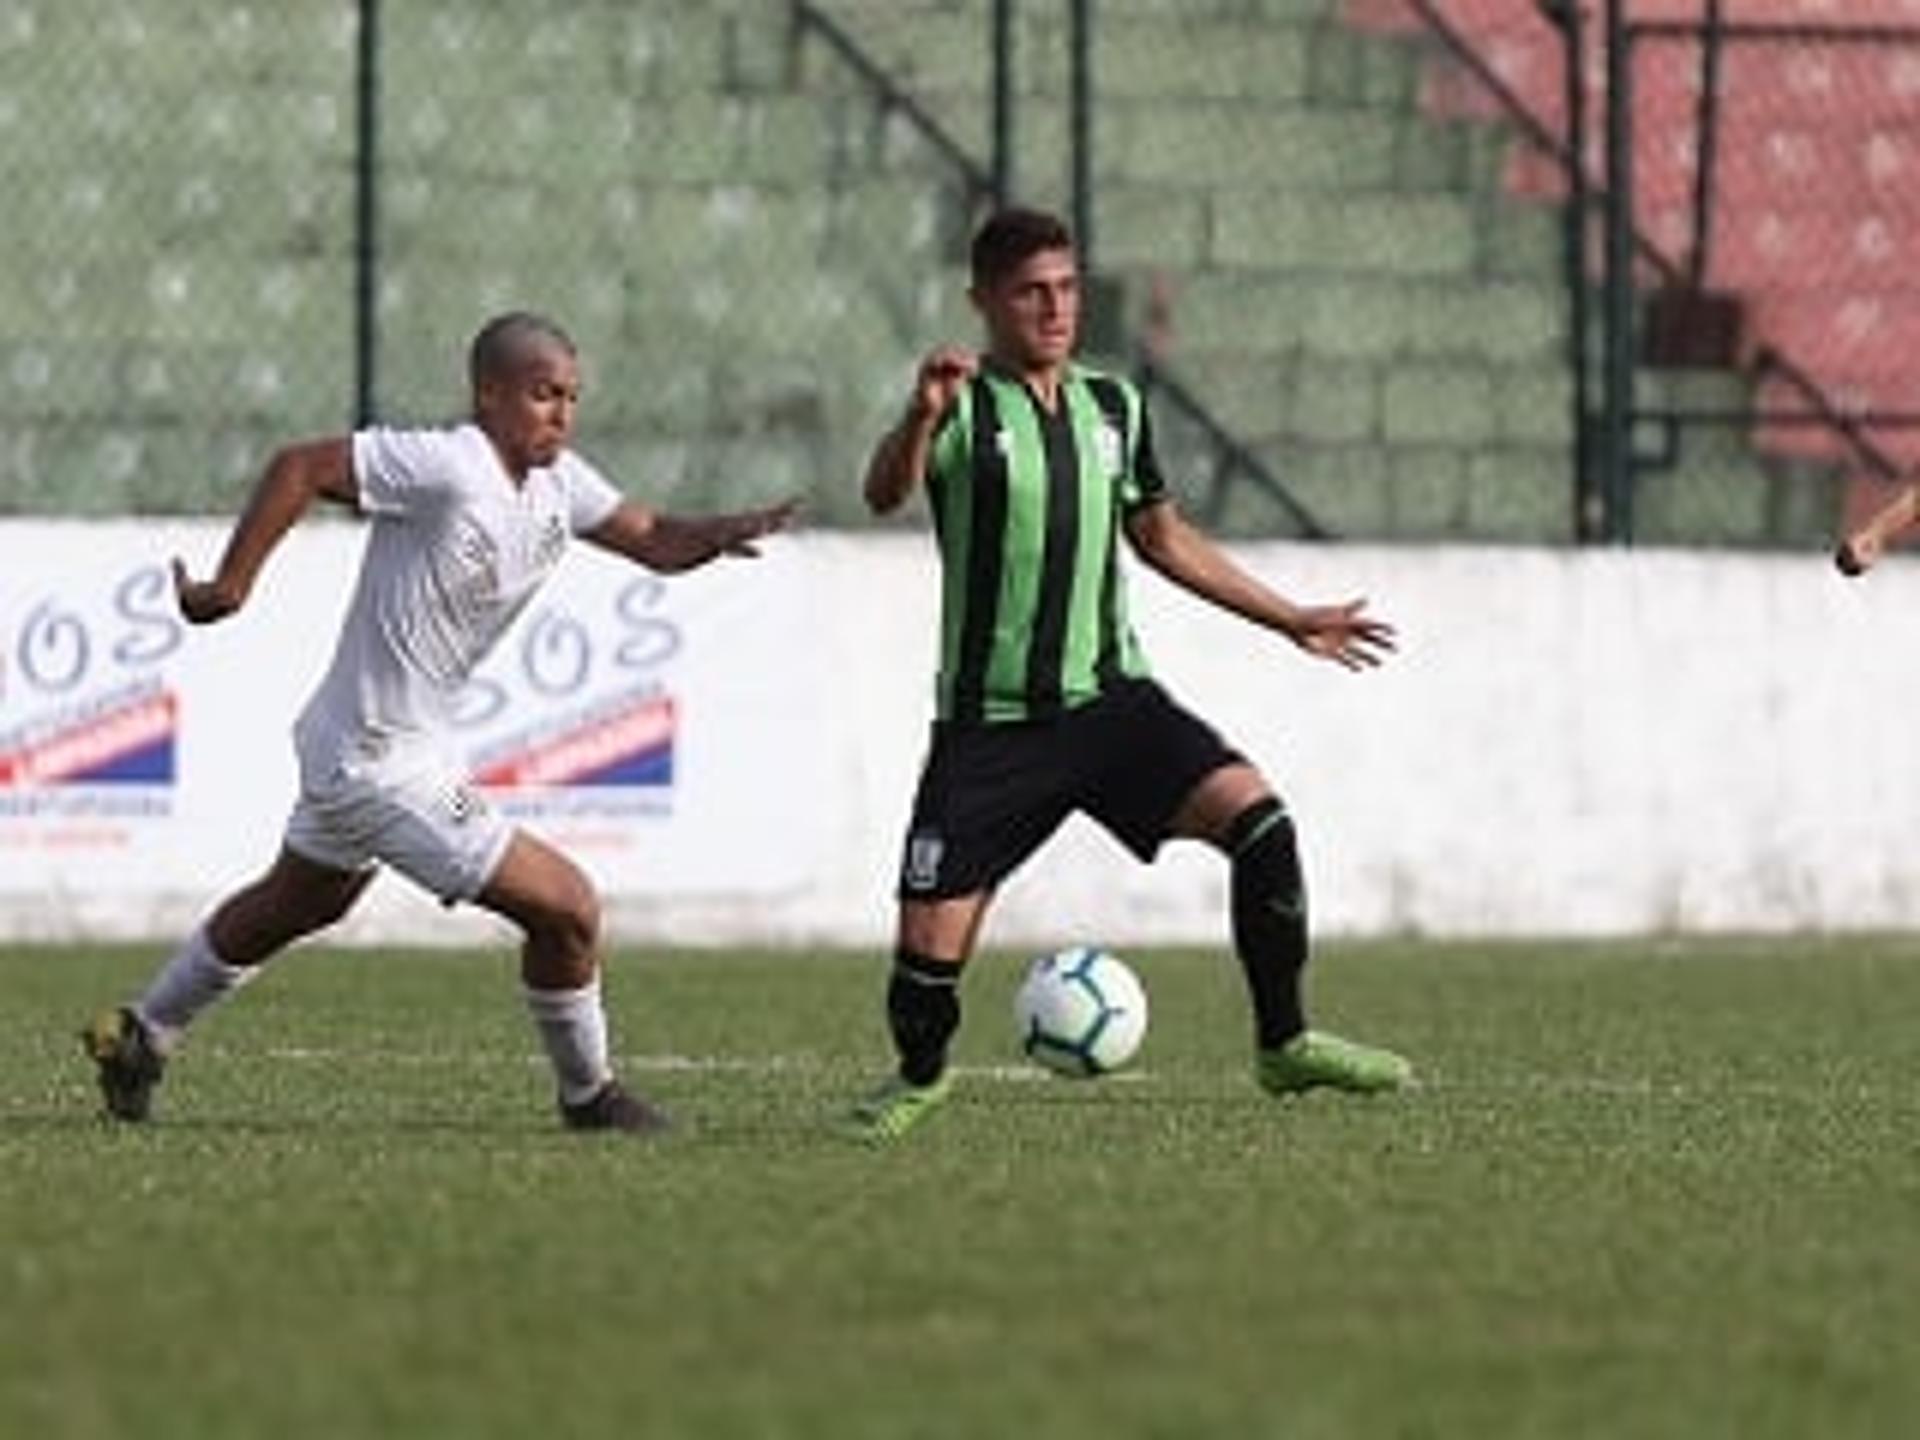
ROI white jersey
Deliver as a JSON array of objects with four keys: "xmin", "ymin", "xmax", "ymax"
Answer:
[{"xmin": 294, "ymin": 423, "xmax": 622, "ymax": 776}]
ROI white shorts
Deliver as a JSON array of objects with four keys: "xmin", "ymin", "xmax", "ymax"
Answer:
[{"xmin": 284, "ymin": 742, "xmax": 515, "ymax": 905}]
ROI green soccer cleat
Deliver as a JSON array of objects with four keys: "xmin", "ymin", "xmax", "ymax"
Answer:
[
  {"xmin": 80, "ymin": 1007, "xmax": 167, "ymax": 1122},
  {"xmin": 846, "ymin": 1072, "xmax": 952, "ymax": 1143},
  {"xmin": 1258, "ymin": 1030, "xmax": 1412, "ymax": 1097}
]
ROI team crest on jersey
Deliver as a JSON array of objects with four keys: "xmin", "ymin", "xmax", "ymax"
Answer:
[
  {"xmin": 994, "ymin": 428, "xmax": 1015, "ymax": 458},
  {"xmin": 536, "ymin": 513, "xmax": 567, "ymax": 568},
  {"xmin": 1093, "ymin": 420, "xmax": 1124, "ymax": 477},
  {"xmin": 904, "ymin": 830, "xmax": 945, "ymax": 892}
]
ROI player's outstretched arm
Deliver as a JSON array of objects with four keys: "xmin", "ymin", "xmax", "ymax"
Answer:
[
  {"xmin": 1124, "ymin": 501, "xmax": 1396, "ymax": 671},
  {"xmin": 586, "ymin": 497, "xmax": 797, "ymax": 574},
  {"xmin": 862, "ymin": 346, "xmax": 977, "ymax": 516},
  {"xmin": 1836, "ymin": 481, "xmax": 1920, "ymax": 577},
  {"xmin": 172, "ymin": 437, "xmax": 355, "ymax": 625}
]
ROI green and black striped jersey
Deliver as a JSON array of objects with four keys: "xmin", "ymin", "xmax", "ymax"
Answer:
[{"xmin": 924, "ymin": 362, "xmax": 1168, "ymax": 725}]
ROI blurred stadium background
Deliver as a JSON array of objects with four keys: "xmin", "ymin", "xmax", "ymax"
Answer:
[{"xmin": 6, "ymin": 0, "xmax": 1916, "ymax": 544}]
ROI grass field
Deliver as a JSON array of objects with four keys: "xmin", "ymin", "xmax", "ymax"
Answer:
[{"xmin": 4, "ymin": 937, "xmax": 1918, "ymax": 1439}]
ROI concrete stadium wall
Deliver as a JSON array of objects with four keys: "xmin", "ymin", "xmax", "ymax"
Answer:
[{"xmin": 3, "ymin": 523, "xmax": 1915, "ymax": 947}]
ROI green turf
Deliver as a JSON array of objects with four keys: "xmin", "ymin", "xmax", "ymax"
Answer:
[{"xmin": 4, "ymin": 937, "xmax": 1918, "ymax": 1438}]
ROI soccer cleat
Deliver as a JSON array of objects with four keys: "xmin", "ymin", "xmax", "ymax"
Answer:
[
  {"xmin": 1258, "ymin": 1029, "xmax": 1412, "ymax": 1097},
  {"xmin": 80, "ymin": 1008, "xmax": 167, "ymax": 1122},
  {"xmin": 846, "ymin": 1072, "xmax": 952, "ymax": 1143},
  {"xmin": 559, "ymin": 1079, "xmax": 672, "ymax": 1135}
]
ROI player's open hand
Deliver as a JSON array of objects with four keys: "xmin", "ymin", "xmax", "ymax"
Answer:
[
  {"xmin": 1835, "ymin": 531, "xmax": 1880, "ymax": 577},
  {"xmin": 171, "ymin": 557, "xmax": 241, "ymax": 625},
  {"xmin": 715, "ymin": 498, "xmax": 800, "ymax": 558},
  {"xmin": 1288, "ymin": 599, "xmax": 1396, "ymax": 671},
  {"xmin": 910, "ymin": 346, "xmax": 978, "ymax": 422}
]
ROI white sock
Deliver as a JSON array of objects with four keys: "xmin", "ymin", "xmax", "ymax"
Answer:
[
  {"xmin": 524, "ymin": 977, "xmax": 613, "ymax": 1106},
  {"xmin": 133, "ymin": 925, "xmax": 259, "ymax": 1053}
]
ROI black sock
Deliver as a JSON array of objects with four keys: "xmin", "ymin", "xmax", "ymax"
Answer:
[
  {"xmin": 886, "ymin": 948, "xmax": 962, "ymax": 1086},
  {"xmin": 1227, "ymin": 798, "xmax": 1308, "ymax": 1050}
]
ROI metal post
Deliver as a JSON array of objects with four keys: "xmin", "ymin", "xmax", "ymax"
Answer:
[
  {"xmin": 991, "ymin": 0, "xmax": 1014, "ymax": 203},
  {"xmin": 1069, "ymin": 0, "xmax": 1093, "ymax": 266},
  {"xmin": 1688, "ymin": 0, "xmax": 1725, "ymax": 287},
  {"xmin": 352, "ymin": 0, "xmax": 380, "ymax": 426},
  {"xmin": 1601, "ymin": 0, "xmax": 1636, "ymax": 544},
  {"xmin": 1550, "ymin": 0, "xmax": 1597, "ymax": 541}
]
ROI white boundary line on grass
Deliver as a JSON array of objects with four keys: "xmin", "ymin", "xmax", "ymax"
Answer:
[
  {"xmin": 243, "ymin": 1048, "xmax": 1910, "ymax": 1100},
  {"xmin": 254, "ymin": 1046, "xmax": 1145, "ymax": 1084}
]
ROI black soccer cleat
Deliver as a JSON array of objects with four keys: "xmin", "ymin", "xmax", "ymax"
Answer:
[
  {"xmin": 80, "ymin": 1007, "xmax": 167, "ymax": 1122},
  {"xmin": 559, "ymin": 1080, "xmax": 671, "ymax": 1136}
]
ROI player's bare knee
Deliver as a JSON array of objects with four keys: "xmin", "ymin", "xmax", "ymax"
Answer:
[
  {"xmin": 563, "ymin": 886, "xmax": 602, "ymax": 958},
  {"xmin": 535, "ymin": 873, "xmax": 602, "ymax": 961}
]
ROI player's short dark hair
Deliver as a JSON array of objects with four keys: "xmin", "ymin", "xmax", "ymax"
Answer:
[
  {"xmin": 971, "ymin": 207, "xmax": 1074, "ymax": 289},
  {"xmin": 468, "ymin": 311, "xmax": 576, "ymax": 388}
]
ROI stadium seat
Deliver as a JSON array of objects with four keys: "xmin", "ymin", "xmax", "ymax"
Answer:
[
  {"xmin": 1217, "ymin": 190, "xmax": 1484, "ymax": 276},
  {"xmin": 793, "ymin": 5, "xmax": 996, "ymax": 100},
  {"xmin": 1466, "ymin": 450, "xmax": 1574, "ymax": 542},
  {"xmin": 612, "ymin": 8, "xmax": 731, "ymax": 96},
  {"xmin": 1381, "ymin": 362, "xmax": 1497, "ymax": 447},
  {"xmin": 1747, "ymin": 293, "xmax": 1920, "ymax": 383},
  {"xmin": 1241, "ymin": 442, "xmax": 1398, "ymax": 538},
  {"xmin": 1348, "ymin": 0, "xmax": 1920, "ymax": 524},
  {"xmin": 1093, "ymin": 17, "xmax": 1316, "ymax": 102},
  {"xmin": 1341, "ymin": 0, "xmax": 1423, "ymax": 36},
  {"xmin": 1110, "ymin": 104, "xmax": 1401, "ymax": 189}
]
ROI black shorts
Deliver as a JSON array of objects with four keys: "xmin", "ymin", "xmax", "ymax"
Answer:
[{"xmin": 896, "ymin": 678, "xmax": 1244, "ymax": 900}]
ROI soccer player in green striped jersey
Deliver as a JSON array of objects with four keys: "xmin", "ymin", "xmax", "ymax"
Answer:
[{"xmin": 847, "ymin": 208, "xmax": 1413, "ymax": 1142}]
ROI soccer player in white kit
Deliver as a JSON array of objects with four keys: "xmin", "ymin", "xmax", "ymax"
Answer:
[{"xmin": 82, "ymin": 313, "xmax": 793, "ymax": 1133}]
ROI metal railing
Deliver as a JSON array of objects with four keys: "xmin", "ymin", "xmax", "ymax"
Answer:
[
  {"xmin": 1413, "ymin": 0, "xmax": 1917, "ymax": 542},
  {"xmin": 790, "ymin": 0, "xmax": 1003, "ymax": 209},
  {"xmin": 1136, "ymin": 358, "xmax": 1331, "ymax": 539},
  {"xmin": 1622, "ymin": 14, "xmax": 1920, "ymax": 475},
  {"xmin": 789, "ymin": 0, "xmax": 1331, "ymax": 539},
  {"xmin": 1605, "ymin": 12, "xmax": 1920, "ymax": 532}
]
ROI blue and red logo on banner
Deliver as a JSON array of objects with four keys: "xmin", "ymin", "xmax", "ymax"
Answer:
[
  {"xmin": 0, "ymin": 682, "xmax": 178, "ymax": 788},
  {"xmin": 471, "ymin": 689, "xmax": 676, "ymax": 792}
]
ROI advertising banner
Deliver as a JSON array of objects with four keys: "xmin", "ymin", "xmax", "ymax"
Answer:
[
  {"xmin": 0, "ymin": 529, "xmax": 200, "ymax": 906},
  {"xmin": 9, "ymin": 527, "xmax": 1920, "ymax": 942},
  {"xmin": 0, "ymin": 520, "xmax": 827, "ymax": 936}
]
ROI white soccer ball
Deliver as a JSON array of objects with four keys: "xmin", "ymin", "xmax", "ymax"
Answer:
[{"xmin": 1013, "ymin": 946, "xmax": 1148, "ymax": 1078}]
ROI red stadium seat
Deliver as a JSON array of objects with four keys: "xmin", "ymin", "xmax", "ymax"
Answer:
[
  {"xmin": 1421, "ymin": 31, "xmax": 1562, "ymax": 124},
  {"xmin": 1746, "ymin": 292, "xmax": 1920, "ymax": 380},
  {"xmin": 1340, "ymin": 0, "xmax": 1425, "ymax": 36},
  {"xmin": 1350, "ymin": 0, "xmax": 1920, "ymax": 476},
  {"xmin": 1504, "ymin": 140, "xmax": 1569, "ymax": 201},
  {"xmin": 1641, "ymin": 1, "xmax": 1920, "ymax": 23}
]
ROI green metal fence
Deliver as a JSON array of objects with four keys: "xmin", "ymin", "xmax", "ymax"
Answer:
[
  {"xmin": 0, "ymin": 0, "xmax": 1852, "ymax": 546},
  {"xmin": 1, "ymin": 0, "xmax": 973, "ymax": 527}
]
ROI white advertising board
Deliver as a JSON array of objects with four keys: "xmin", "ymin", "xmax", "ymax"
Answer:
[
  {"xmin": 0, "ymin": 518, "xmax": 830, "ymax": 941},
  {"xmin": 5, "ymin": 525, "xmax": 1920, "ymax": 943}
]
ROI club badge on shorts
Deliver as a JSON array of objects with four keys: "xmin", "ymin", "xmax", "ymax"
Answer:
[
  {"xmin": 904, "ymin": 831, "xmax": 945, "ymax": 892},
  {"xmin": 444, "ymin": 783, "xmax": 489, "ymax": 828}
]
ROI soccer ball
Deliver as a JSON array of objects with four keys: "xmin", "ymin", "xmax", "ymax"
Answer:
[{"xmin": 1013, "ymin": 946, "xmax": 1148, "ymax": 1078}]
